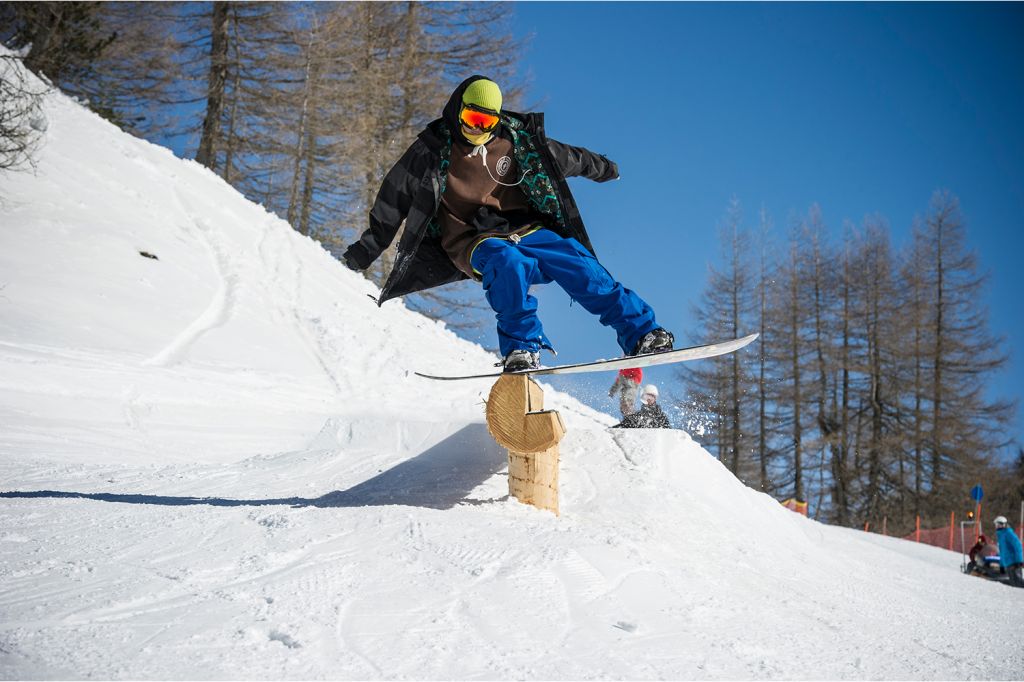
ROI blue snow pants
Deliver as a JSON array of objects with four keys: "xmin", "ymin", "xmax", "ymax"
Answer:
[{"xmin": 469, "ymin": 229, "xmax": 659, "ymax": 357}]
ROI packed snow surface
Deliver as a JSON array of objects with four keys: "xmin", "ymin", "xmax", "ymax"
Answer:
[{"xmin": 1, "ymin": 57, "xmax": 1021, "ymax": 680}]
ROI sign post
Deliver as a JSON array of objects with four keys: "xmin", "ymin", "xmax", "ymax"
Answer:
[{"xmin": 971, "ymin": 484, "xmax": 984, "ymax": 541}]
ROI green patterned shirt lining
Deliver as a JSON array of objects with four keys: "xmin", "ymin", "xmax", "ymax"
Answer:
[{"xmin": 425, "ymin": 117, "xmax": 564, "ymax": 239}]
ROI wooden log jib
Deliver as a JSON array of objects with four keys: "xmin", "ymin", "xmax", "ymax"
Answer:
[
  {"xmin": 485, "ymin": 375, "xmax": 565, "ymax": 452},
  {"xmin": 485, "ymin": 375, "xmax": 564, "ymax": 515}
]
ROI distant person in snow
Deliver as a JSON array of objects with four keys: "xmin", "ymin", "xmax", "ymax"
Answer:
[
  {"xmin": 994, "ymin": 515, "xmax": 1024, "ymax": 588},
  {"xmin": 967, "ymin": 534, "xmax": 997, "ymax": 577},
  {"xmin": 614, "ymin": 384, "xmax": 671, "ymax": 429},
  {"xmin": 341, "ymin": 76, "xmax": 673, "ymax": 372},
  {"xmin": 609, "ymin": 368, "xmax": 642, "ymax": 418}
]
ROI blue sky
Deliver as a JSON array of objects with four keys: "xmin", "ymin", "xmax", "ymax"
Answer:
[{"xmin": 501, "ymin": 2, "xmax": 1024, "ymax": 456}]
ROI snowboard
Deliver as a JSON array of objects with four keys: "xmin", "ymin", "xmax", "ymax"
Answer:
[{"xmin": 415, "ymin": 333, "xmax": 759, "ymax": 381}]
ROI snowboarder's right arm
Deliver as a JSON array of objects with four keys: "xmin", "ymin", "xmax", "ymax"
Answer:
[{"xmin": 342, "ymin": 142, "xmax": 429, "ymax": 271}]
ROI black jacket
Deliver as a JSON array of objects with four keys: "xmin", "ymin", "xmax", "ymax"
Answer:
[
  {"xmin": 614, "ymin": 403, "xmax": 672, "ymax": 429},
  {"xmin": 342, "ymin": 75, "xmax": 619, "ymax": 305}
]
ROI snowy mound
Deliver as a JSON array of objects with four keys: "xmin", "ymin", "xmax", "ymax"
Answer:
[{"xmin": 1, "ymin": 56, "xmax": 1021, "ymax": 679}]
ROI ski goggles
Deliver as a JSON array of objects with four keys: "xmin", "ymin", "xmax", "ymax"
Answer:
[{"xmin": 459, "ymin": 103, "xmax": 501, "ymax": 132}]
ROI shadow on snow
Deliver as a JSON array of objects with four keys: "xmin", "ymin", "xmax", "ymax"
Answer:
[{"xmin": 1, "ymin": 424, "xmax": 507, "ymax": 511}]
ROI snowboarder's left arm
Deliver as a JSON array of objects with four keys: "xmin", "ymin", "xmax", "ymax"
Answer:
[{"xmin": 546, "ymin": 138, "xmax": 619, "ymax": 183}]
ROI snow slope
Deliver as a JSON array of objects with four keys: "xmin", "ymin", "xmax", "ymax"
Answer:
[{"xmin": 1, "ymin": 57, "xmax": 1021, "ymax": 680}]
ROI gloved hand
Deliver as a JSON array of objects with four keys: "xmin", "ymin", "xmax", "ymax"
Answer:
[
  {"xmin": 343, "ymin": 253, "xmax": 361, "ymax": 272},
  {"xmin": 342, "ymin": 242, "xmax": 371, "ymax": 272},
  {"xmin": 596, "ymin": 159, "xmax": 620, "ymax": 182}
]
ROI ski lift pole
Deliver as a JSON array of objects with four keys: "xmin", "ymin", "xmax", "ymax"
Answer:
[
  {"xmin": 959, "ymin": 519, "xmax": 976, "ymax": 571},
  {"xmin": 961, "ymin": 521, "xmax": 967, "ymax": 572},
  {"xmin": 970, "ymin": 484, "xmax": 984, "ymax": 542}
]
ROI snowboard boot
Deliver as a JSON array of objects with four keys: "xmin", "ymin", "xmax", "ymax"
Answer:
[
  {"xmin": 630, "ymin": 328, "xmax": 674, "ymax": 356},
  {"xmin": 502, "ymin": 349, "xmax": 541, "ymax": 372}
]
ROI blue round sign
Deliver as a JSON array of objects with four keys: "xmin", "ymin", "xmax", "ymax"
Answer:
[{"xmin": 970, "ymin": 484, "xmax": 984, "ymax": 502}]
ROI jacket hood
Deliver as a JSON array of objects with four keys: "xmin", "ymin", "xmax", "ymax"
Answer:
[{"xmin": 443, "ymin": 75, "xmax": 498, "ymax": 145}]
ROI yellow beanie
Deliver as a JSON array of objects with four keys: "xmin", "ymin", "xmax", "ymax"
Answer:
[{"xmin": 462, "ymin": 79, "xmax": 502, "ymax": 113}]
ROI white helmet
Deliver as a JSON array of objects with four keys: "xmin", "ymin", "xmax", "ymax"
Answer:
[
  {"xmin": 642, "ymin": 385, "xmax": 659, "ymax": 399},
  {"xmin": 994, "ymin": 515, "xmax": 1008, "ymax": 527}
]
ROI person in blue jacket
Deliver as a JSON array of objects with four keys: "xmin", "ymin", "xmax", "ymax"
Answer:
[{"xmin": 994, "ymin": 515, "xmax": 1023, "ymax": 588}]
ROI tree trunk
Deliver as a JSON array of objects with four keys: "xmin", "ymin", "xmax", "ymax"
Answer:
[
  {"xmin": 287, "ymin": 40, "xmax": 314, "ymax": 228},
  {"xmin": 730, "ymin": 221, "xmax": 742, "ymax": 474},
  {"xmin": 790, "ymin": 246, "xmax": 804, "ymax": 501},
  {"xmin": 195, "ymin": 1, "xmax": 230, "ymax": 169},
  {"xmin": 757, "ymin": 209, "xmax": 770, "ymax": 492},
  {"xmin": 23, "ymin": 4, "xmax": 63, "ymax": 76},
  {"xmin": 931, "ymin": 216, "xmax": 945, "ymax": 492},
  {"xmin": 833, "ymin": 239, "xmax": 851, "ymax": 525},
  {"xmin": 221, "ymin": 4, "xmax": 241, "ymax": 183}
]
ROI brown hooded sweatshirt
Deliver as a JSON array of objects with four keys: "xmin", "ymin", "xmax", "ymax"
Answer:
[{"xmin": 438, "ymin": 134, "xmax": 542, "ymax": 277}]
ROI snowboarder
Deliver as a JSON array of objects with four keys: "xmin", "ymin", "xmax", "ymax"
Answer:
[
  {"xmin": 994, "ymin": 515, "xmax": 1023, "ymax": 588},
  {"xmin": 614, "ymin": 384, "xmax": 671, "ymax": 429},
  {"xmin": 341, "ymin": 76, "xmax": 673, "ymax": 372},
  {"xmin": 609, "ymin": 368, "xmax": 643, "ymax": 418}
]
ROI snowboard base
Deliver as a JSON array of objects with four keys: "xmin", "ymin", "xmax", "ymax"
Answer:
[{"xmin": 415, "ymin": 333, "xmax": 759, "ymax": 381}]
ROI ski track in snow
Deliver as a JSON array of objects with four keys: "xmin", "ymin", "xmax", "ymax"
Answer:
[
  {"xmin": 143, "ymin": 189, "xmax": 239, "ymax": 368},
  {"xmin": 270, "ymin": 227, "xmax": 351, "ymax": 397}
]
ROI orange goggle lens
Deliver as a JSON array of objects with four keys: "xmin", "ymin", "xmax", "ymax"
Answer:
[{"xmin": 459, "ymin": 105, "xmax": 500, "ymax": 132}]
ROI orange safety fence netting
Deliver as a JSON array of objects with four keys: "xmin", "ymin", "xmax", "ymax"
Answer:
[
  {"xmin": 901, "ymin": 525, "xmax": 977, "ymax": 553},
  {"xmin": 780, "ymin": 498, "xmax": 808, "ymax": 516},
  {"xmin": 902, "ymin": 523, "xmax": 1023, "ymax": 554}
]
